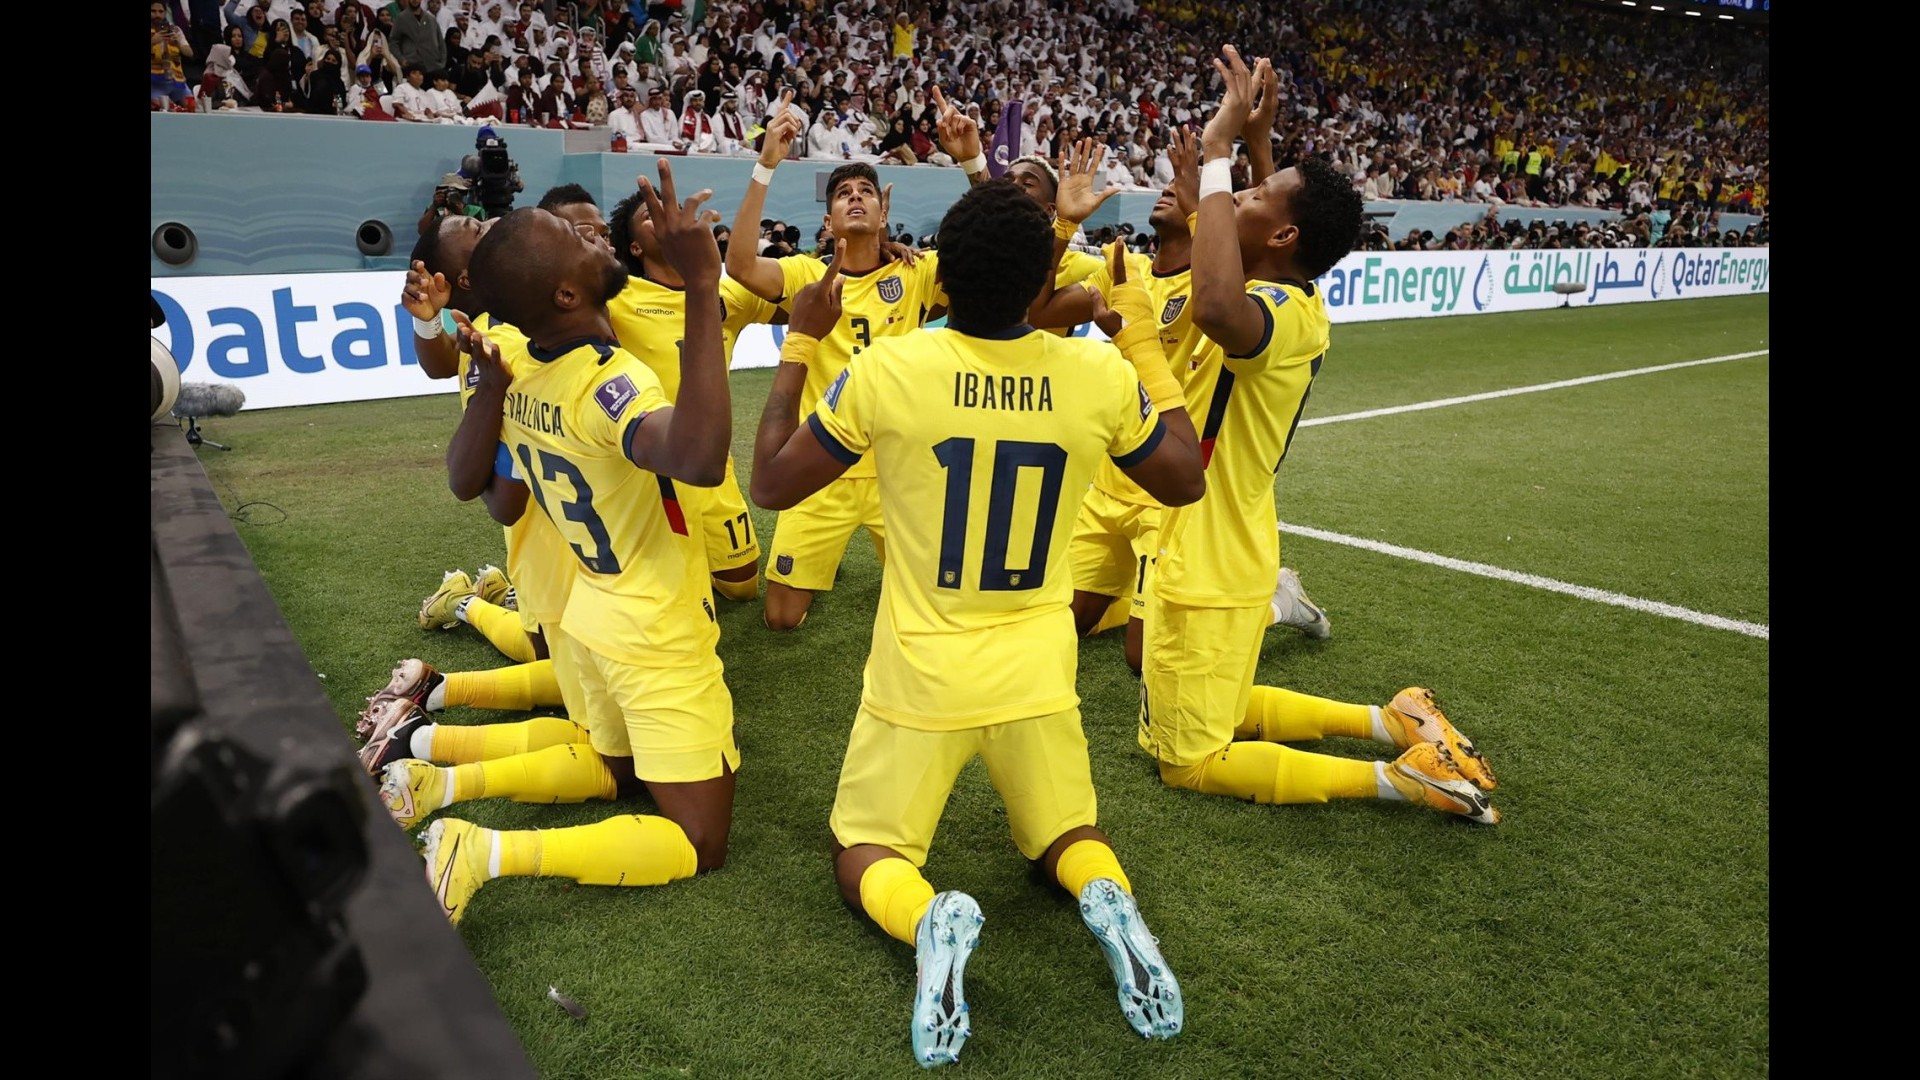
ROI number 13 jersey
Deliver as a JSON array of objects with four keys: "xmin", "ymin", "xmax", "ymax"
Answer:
[
  {"xmin": 809, "ymin": 326, "xmax": 1165, "ymax": 730},
  {"xmin": 497, "ymin": 336, "xmax": 717, "ymax": 665}
]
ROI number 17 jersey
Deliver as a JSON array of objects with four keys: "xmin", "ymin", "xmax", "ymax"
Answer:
[{"xmin": 809, "ymin": 326, "xmax": 1165, "ymax": 730}]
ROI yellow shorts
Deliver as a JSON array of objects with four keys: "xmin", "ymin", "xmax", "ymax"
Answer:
[
  {"xmin": 766, "ymin": 475, "xmax": 885, "ymax": 592},
  {"xmin": 829, "ymin": 706, "xmax": 1098, "ymax": 865},
  {"xmin": 682, "ymin": 455, "xmax": 760, "ymax": 576},
  {"xmin": 546, "ymin": 623, "xmax": 738, "ymax": 783},
  {"xmin": 1137, "ymin": 600, "xmax": 1267, "ymax": 768},
  {"xmin": 1069, "ymin": 487, "xmax": 1161, "ymax": 617}
]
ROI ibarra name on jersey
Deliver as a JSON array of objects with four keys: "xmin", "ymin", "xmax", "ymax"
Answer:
[
  {"xmin": 953, "ymin": 372, "xmax": 1054, "ymax": 412},
  {"xmin": 506, "ymin": 391, "xmax": 566, "ymax": 436}
]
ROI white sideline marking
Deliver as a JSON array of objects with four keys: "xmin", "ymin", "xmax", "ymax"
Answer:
[
  {"xmin": 1281, "ymin": 523, "xmax": 1770, "ymax": 640},
  {"xmin": 1302, "ymin": 350, "xmax": 1770, "ymax": 427}
]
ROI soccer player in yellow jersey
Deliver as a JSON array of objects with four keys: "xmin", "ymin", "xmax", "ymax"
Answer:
[
  {"xmin": 604, "ymin": 180, "xmax": 781, "ymax": 603},
  {"xmin": 752, "ymin": 183, "xmax": 1205, "ymax": 1066},
  {"xmin": 1029, "ymin": 120, "xmax": 1330, "ymax": 674},
  {"xmin": 726, "ymin": 88, "xmax": 989, "ymax": 632},
  {"xmin": 395, "ymin": 163, "xmax": 744, "ymax": 924},
  {"xmin": 360, "ymin": 186, "xmax": 625, "ymax": 766},
  {"xmin": 1138, "ymin": 47, "xmax": 1500, "ymax": 824}
]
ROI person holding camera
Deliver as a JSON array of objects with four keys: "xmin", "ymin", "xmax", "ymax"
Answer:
[
  {"xmin": 151, "ymin": 2, "xmax": 196, "ymax": 109},
  {"xmin": 417, "ymin": 173, "xmax": 481, "ymax": 236}
]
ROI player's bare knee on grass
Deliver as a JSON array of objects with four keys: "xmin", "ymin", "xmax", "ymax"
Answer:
[
  {"xmin": 648, "ymin": 768, "xmax": 736, "ymax": 873},
  {"xmin": 1071, "ymin": 590, "xmax": 1111, "ymax": 637},
  {"xmin": 763, "ymin": 583, "xmax": 814, "ymax": 631}
]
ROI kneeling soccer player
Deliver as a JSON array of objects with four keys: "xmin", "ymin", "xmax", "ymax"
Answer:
[{"xmin": 752, "ymin": 182, "xmax": 1207, "ymax": 1066}]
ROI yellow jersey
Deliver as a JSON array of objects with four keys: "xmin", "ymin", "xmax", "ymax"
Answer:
[
  {"xmin": 608, "ymin": 275, "xmax": 779, "ymax": 401},
  {"xmin": 1041, "ymin": 249, "xmax": 1108, "ymax": 338},
  {"xmin": 459, "ymin": 314, "xmax": 574, "ymax": 629},
  {"xmin": 779, "ymin": 253, "xmax": 946, "ymax": 478},
  {"xmin": 1084, "ymin": 255, "xmax": 1199, "ymax": 507},
  {"xmin": 810, "ymin": 325, "xmax": 1165, "ymax": 730},
  {"xmin": 1155, "ymin": 279, "xmax": 1327, "ymax": 609},
  {"xmin": 496, "ymin": 335, "xmax": 717, "ymax": 663}
]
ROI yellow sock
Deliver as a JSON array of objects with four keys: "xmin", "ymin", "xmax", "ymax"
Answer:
[
  {"xmin": 446, "ymin": 744, "xmax": 617, "ymax": 804},
  {"xmin": 1054, "ymin": 838, "xmax": 1132, "ymax": 897},
  {"xmin": 1158, "ymin": 742, "xmax": 1379, "ymax": 804},
  {"xmin": 712, "ymin": 573, "xmax": 760, "ymax": 602},
  {"xmin": 1090, "ymin": 597, "xmax": 1131, "ymax": 635},
  {"xmin": 538, "ymin": 814, "xmax": 698, "ymax": 886},
  {"xmin": 429, "ymin": 716, "xmax": 591, "ymax": 763},
  {"xmin": 498, "ymin": 828, "xmax": 540, "ymax": 877},
  {"xmin": 464, "ymin": 598, "xmax": 538, "ymax": 663},
  {"xmin": 1234, "ymin": 686, "xmax": 1375, "ymax": 743},
  {"xmin": 444, "ymin": 663, "xmax": 532, "ymax": 711},
  {"xmin": 859, "ymin": 857, "xmax": 936, "ymax": 946}
]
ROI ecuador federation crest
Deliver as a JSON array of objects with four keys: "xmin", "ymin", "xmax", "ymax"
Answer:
[
  {"xmin": 877, "ymin": 275, "xmax": 904, "ymax": 303},
  {"xmin": 1160, "ymin": 295, "xmax": 1188, "ymax": 324}
]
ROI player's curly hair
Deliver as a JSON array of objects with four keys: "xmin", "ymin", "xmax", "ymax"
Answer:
[
  {"xmin": 936, "ymin": 179, "xmax": 1052, "ymax": 332},
  {"xmin": 1290, "ymin": 156, "xmax": 1365, "ymax": 280},
  {"xmin": 825, "ymin": 162, "xmax": 880, "ymax": 203},
  {"xmin": 607, "ymin": 188, "xmax": 648, "ymax": 276},
  {"xmin": 537, "ymin": 183, "xmax": 598, "ymax": 212}
]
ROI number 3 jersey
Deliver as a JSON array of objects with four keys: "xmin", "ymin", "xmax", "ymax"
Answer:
[
  {"xmin": 809, "ymin": 326, "xmax": 1165, "ymax": 730},
  {"xmin": 779, "ymin": 254, "xmax": 946, "ymax": 479},
  {"xmin": 497, "ymin": 335, "xmax": 718, "ymax": 665}
]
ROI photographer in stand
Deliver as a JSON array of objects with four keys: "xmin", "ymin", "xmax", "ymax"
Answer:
[{"xmin": 417, "ymin": 173, "xmax": 481, "ymax": 237}]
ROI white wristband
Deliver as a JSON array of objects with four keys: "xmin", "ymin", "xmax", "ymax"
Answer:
[
  {"xmin": 751, "ymin": 162, "xmax": 776, "ymax": 186},
  {"xmin": 412, "ymin": 313, "xmax": 446, "ymax": 339},
  {"xmin": 961, "ymin": 153, "xmax": 988, "ymax": 176},
  {"xmin": 1199, "ymin": 158, "xmax": 1234, "ymax": 199}
]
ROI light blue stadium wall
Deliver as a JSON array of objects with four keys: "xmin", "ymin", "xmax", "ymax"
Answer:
[
  {"xmin": 155, "ymin": 113, "xmax": 965, "ymax": 276},
  {"xmin": 151, "ymin": 113, "xmax": 1761, "ymax": 277}
]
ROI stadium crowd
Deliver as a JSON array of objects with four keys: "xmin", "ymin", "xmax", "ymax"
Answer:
[{"xmin": 153, "ymin": 0, "xmax": 1769, "ymax": 241}]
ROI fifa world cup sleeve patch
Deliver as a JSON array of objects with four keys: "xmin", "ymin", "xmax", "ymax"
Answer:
[
  {"xmin": 1250, "ymin": 284, "xmax": 1290, "ymax": 307},
  {"xmin": 1137, "ymin": 381, "xmax": 1152, "ymax": 420},
  {"xmin": 464, "ymin": 362, "xmax": 482, "ymax": 390},
  {"xmin": 595, "ymin": 374, "xmax": 639, "ymax": 421},
  {"xmin": 824, "ymin": 368, "xmax": 851, "ymax": 411}
]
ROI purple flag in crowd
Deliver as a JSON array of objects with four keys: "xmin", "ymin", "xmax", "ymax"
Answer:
[{"xmin": 986, "ymin": 98, "xmax": 1023, "ymax": 178}]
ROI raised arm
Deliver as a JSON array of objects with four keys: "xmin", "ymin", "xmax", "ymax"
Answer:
[
  {"xmin": 401, "ymin": 258, "xmax": 459, "ymax": 379},
  {"xmin": 931, "ymin": 85, "xmax": 988, "ymax": 186},
  {"xmin": 750, "ymin": 248, "xmax": 852, "ymax": 510},
  {"xmin": 725, "ymin": 90, "xmax": 803, "ymax": 301},
  {"xmin": 445, "ymin": 325, "xmax": 528, "ymax": 525},
  {"xmin": 1027, "ymin": 137, "xmax": 1121, "ymax": 329},
  {"xmin": 1089, "ymin": 240, "xmax": 1202, "ymax": 505},
  {"xmin": 1192, "ymin": 46, "xmax": 1268, "ymax": 357},
  {"xmin": 1241, "ymin": 57, "xmax": 1277, "ymax": 187},
  {"xmin": 627, "ymin": 162, "xmax": 731, "ymax": 487}
]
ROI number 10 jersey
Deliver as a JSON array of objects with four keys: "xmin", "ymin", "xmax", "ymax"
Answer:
[{"xmin": 808, "ymin": 326, "xmax": 1165, "ymax": 730}]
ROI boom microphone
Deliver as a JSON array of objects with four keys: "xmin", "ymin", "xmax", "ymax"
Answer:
[{"xmin": 174, "ymin": 382, "xmax": 247, "ymax": 419}]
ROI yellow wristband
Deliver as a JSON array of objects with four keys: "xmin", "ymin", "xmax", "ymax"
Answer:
[
  {"xmin": 780, "ymin": 332, "xmax": 820, "ymax": 367},
  {"xmin": 1112, "ymin": 324, "xmax": 1186, "ymax": 412},
  {"xmin": 1053, "ymin": 216, "xmax": 1079, "ymax": 241}
]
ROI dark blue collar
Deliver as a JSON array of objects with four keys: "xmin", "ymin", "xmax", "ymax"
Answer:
[
  {"xmin": 949, "ymin": 322, "xmax": 1034, "ymax": 340},
  {"xmin": 527, "ymin": 336, "xmax": 617, "ymax": 363}
]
